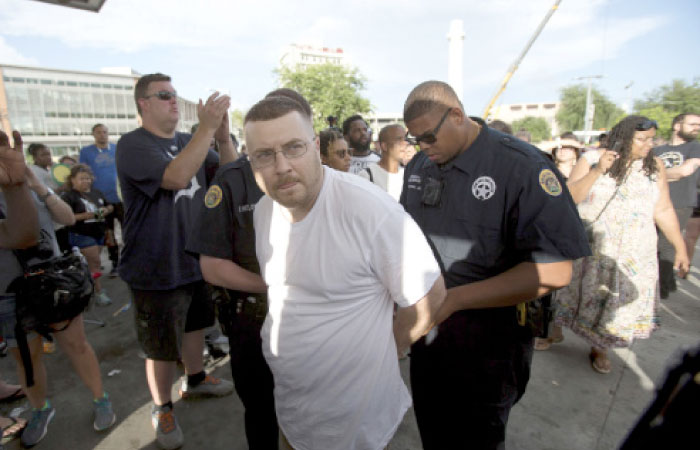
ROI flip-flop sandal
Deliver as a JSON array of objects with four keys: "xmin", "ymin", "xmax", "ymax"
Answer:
[
  {"xmin": 589, "ymin": 351, "xmax": 611, "ymax": 374},
  {"xmin": 1, "ymin": 416, "xmax": 27, "ymax": 443},
  {"xmin": 534, "ymin": 338, "xmax": 552, "ymax": 351},
  {"xmin": 0, "ymin": 388, "xmax": 25, "ymax": 403},
  {"xmin": 534, "ymin": 335, "xmax": 564, "ymax": 351}
]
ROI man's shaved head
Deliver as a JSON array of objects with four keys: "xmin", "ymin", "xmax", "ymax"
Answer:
[
  {"xmin": 404, "ymin": 81, "xmax": 464, "ymax": 123},
  {"xmin": 378, "ymin": 123, "xmax": 404, "ymax": 144}
]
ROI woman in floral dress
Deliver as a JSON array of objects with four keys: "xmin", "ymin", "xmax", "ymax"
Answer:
[{"xmin": 554, "ymin": 115, "xmax": 689, "ymax": 374}]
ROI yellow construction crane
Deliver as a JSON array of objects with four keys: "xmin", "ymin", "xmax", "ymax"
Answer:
[{"xmin": 482, "ymin": 0, "xmax": 563, "ymax": 119}]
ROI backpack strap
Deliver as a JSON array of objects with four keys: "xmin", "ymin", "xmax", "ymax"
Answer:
[{"xmin": 14, "ymin": 320, "xmax": 35, "ymax": 387}]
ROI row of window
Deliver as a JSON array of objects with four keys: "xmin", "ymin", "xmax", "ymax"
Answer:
[
  {"xmin": 43, "ymin": 112, "xmax": 136, "ymax": 119},
  {"xmin": 3, "ymin": 76, "xmax": 133, "ymax": 90}
]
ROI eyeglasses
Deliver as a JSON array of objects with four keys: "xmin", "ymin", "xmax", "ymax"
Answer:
[
  {"xmin": 250, "ymin": 140, "xmax": 309, "ymax": 168},
  {"xmin": 405, "ymin": 108, "xmax": 452, "ymax": 146},
  {"xmin": 143, "ymin": 90, "xmax": 177, "ymax": 101},
  {"xmin": 635, "ymin": 119, "xmax": 658, "ymax": 131}
]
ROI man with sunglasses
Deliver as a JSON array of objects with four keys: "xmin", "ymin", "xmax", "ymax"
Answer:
[
  {"xmin": 342, "ymin": 114, "xmax": 380, "ymax": 174},
  {"xmin": 400, "ymin": 81, "xmax": 590, "ymax": 450},
  {"xmin": 245, "ymin": 94, "xmax": 446, "ymax": 450},
  {"xmin": 653, "ymin": 113, "xmax": 700, "ymax": 295},
  {"xmin": 116, "ymin": 73, "xmax": 236, "ymax": 450}
]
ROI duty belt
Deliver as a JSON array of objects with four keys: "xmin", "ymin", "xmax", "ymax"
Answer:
[{"xmin": 235, "ymin": 295, "xmax": 268, "ymax": 322}]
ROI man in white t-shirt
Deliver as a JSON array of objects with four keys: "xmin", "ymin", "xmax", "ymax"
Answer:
[
  {"xmin": 358, "ymin": 124, "xmax": 412, "ymax": 202},
  {"xmin": 246, "ymin": 95, "xmax": 446, "ymax": 450},
  {"xmin": 343, "ymin": 115, "xmax": 380, "ymax": 174}
]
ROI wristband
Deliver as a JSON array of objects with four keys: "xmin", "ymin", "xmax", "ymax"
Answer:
[{"xmin": 39, "ymin": 187, "xmax": 55, "ymax": 203}]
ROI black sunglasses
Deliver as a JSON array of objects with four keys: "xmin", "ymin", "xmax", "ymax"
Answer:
[
  {"xmin": 144, "ymin": 90, "xmax": 177, "ymax": 101},
  {"xmin": 635, "ymin": 119, "xmax": 658, "ymax": 131},
  {"xmin": 405, "ymin": 108, "xmax": 452, "ymax": 146}
]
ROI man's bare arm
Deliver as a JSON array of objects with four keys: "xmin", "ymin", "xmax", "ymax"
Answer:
[
  {"xmin": 434, "ymin": 261, "xmax": 572, "ymax": 325},
  {"xmin": 213, "ymin": 113, "xmax": 238, "ymax": 166},
  {"xmin": 161, "ymin": 92, "xmax": 231, "ymax": 190},
  {"xmin": 664, "ymin": 158, "xmax": 700, "ymax": 182},
  {"xmin": 200, "ymin": 255, "xmax": 267, "ymax": 294},
  {"xmin": 394, "ymin": 275, "xmax": 446, "ymax": 356}
]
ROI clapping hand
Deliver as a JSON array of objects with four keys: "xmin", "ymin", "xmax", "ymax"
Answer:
[
  {"xmin": 0, "ymin": 131, "xmax": 27, "ymax": 187},
  {"xmin": 197, "ymin": 91, "xmax": 231, "ymax": 134}
]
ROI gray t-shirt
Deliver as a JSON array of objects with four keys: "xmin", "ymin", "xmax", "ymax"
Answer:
[
  {"xmin": 0, "ymin": 192, "xmax": 59, "ymax": 294},
  {"xmin": 653, "ymin": 141, "xmax": 700, "ymax": 208}
]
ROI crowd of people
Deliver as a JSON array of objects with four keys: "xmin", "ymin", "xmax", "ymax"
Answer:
[{"xmin": 0, "ymin": 72, "xmax": 698, "ymax": 450}]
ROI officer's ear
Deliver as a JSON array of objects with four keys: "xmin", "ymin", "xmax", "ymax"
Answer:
[{"xmin": 449, "ymin": 107, "xmax": 466, "ymax": 125}]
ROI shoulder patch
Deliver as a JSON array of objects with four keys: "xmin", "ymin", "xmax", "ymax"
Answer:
[
  {"xmin": 204, "ymin": 185, "xmax": 223, "ymax": 208},
  {"xmin": 539, "ymin": 169, "xmax": 562, "ymax": 196}
]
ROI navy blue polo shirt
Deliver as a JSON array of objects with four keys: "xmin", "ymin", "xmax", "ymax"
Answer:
[
  {"xmin": 400, "ymin": 119, "xmax": 590, "ymax": 290},
  {"xmin": 186, "ymin": 155, "xmax": 266, "ymax": 303}
]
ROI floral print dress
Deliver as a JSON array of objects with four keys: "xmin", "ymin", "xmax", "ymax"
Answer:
[{"xmin": 555, "ymin": 158, "xmax": 660, "ymax": 348}]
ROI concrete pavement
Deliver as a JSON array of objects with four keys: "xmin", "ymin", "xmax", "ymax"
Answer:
[{"xmin": 1, "ymin": 243, "xmax": 698, "ymax": 450}]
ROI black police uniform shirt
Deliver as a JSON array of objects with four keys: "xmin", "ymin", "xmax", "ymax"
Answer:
[
  {"xmin": 186, "ymin": 156, "xmax": 266, "ymax": 304},
  {"xmin": 116, "ymin": 127, "xmax": 219, "ymax": 290},
  {"xmin": 60, "ymin": 188, "xmax": 109, "ymax": 239},
  {"xmin": 653, "ymin": 141, "xmax": 700, "ymax": 209},
  {"xmin": 400, "ymin": 119, "xmax": 591, "ymax": 292}
]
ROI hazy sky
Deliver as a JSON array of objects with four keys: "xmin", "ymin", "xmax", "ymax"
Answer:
[{"xmin": 1, "ymin": 0, "xmax": 698, "ymax": 116}]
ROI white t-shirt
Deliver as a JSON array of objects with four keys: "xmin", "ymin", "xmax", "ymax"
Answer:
[
  {"xmin": 349, "ymin": 152, "xmax": 380, "ymax": 175},
  {"xmin": 358, "ymin": 163, "xmax": 404, "ymax": 202},
  {"xmin": 254, "ymin": 167, "xmax": 441, "ymax": 450}
]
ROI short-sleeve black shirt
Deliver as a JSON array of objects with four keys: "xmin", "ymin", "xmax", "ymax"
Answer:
[
  {"xmin": 116, "ymin": 127, "xmax": 219, "ymax": 290},
  {"xmin": 400, "ymin": 119, "xmax": 591, "ymax": 291},
  {"xmin": 653, "ymin": 141, "xmax": 700, "ymax": 208},
  {"xmin": 61, "ymin": 188, "xmax": 109, "ymax": 239},
  {"xmin": 186, "ymin": 156, "xmax": 266, "ymax": 303}
]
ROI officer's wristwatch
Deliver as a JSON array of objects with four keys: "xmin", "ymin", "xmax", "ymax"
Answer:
[{"xmin": 39, "ymin": 187, "xmax": 55, "ymax": 203}]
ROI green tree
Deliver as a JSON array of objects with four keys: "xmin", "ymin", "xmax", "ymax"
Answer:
[
  {"xmin": 230, "ymin": 108, "xmax": 245, "ymax": 138},
  {"xmin": 276, "ymin": 63, "xmax": 371, "ymax": 132},
  {"xmin": 512, "ymin": 116, "xmax": 551, "ymax": 142},
  {"xmin": 556, "ymin": 84, "xmax": 625, "ymax": 132},
  {"xmin": 634, "ymin": 78, "xmax": 700, "ymax": 139}
]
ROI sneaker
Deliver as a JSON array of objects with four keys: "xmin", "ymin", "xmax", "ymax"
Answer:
[
  {"xmin": 151, "ymin": 404, "xmax": 183, "ymax": 450},
  {"xmin": 21, "ymin": 402, "xmax": 55, "ymax": 447},
  {"xmin": 95, "ymin": 291, "xmax": 112, "ymax": 306},
  {"xmin": 93, "ymin": 393, "xmax": 116, "ymax": 431},
  {"xmin": 109, "ymin": 267, "xmax": 119, "ymax": 278},
  {"xmin": 179, "ymin": 375, "xmax": 233, "ymax": 399}
]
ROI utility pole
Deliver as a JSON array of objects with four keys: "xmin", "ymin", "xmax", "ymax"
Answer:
[{"xmin": 575, "ymin": 75, "xmax": 602, "ymax": 144}]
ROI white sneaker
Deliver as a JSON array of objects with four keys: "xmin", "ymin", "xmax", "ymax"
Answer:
[{"xmin": 95, "ymin": 292, "xmax": 112, "ymax": 306}]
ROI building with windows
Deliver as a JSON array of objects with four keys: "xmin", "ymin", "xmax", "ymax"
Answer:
[
  {"xmin": 366, "ymin": 112, "xmax": 404, "ymax": 135},
  {"xmin": 280, "ymin": 44, "xmax": 346, "ymax": 69},
  {"xmin": 490, "ymin": 101, "xmax": 561, "ymax": 137},
  {"xmin": 0, "ymin": 64, "xmax": 198, "ymax": 158}
]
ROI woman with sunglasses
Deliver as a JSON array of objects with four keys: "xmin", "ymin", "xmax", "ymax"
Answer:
[
  {"xmin": 319, "ymin": 128, "xmax": 351, "ymax": 172},
  {"xmin": 552, "ymin": 116, "xmax": 689, "ymax": 374}
]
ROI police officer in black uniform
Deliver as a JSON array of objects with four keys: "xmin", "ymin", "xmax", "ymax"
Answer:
[
  {"xmin": 400, "ymin": 81, "xmax": 590, "ymax": 449},
  {"xmin": 186, "ymin": 154, "xmax": 277, "ymax": 449}
]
